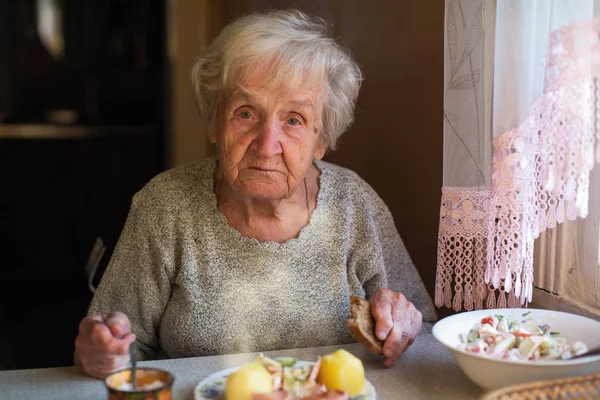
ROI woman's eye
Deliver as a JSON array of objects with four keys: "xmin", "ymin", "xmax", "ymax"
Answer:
[
  {"xmin": 287, "ymin": 117, "xmax": 301, "ymax": 126},
  {"xmin": 238, "ymin": 111, "xmax": 252, "ymax": 119}
]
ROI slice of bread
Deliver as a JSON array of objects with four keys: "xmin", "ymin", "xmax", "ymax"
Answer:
[{"xmin": 348, "ymin": 296, "xmax": 383, "ymax": 355}]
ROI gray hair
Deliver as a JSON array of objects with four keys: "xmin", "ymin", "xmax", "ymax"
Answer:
[{"xmin": 190, "ymin": 9, "xmax": 362, "ymax": 151}]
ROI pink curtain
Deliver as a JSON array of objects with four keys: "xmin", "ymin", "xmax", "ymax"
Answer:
[{"xmin": 436, "ymin": 0, "xmax": 600, "ymax": 311}]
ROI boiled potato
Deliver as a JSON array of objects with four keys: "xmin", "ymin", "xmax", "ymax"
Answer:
[
  {"xmin": 316, "ymin": 349, "xmax": 365, "ymax": 396},
  {"xmin": 225, "ymin": 362, "xmax": 273, "ymax": 400}
]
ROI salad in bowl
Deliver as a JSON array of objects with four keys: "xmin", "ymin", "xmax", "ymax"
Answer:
[
  {"xmin": 459, "ymin": 313, "xmax": 588, "ymax": 361},
  {"xmin": 432, "ymin": 308, "xmax": 600, "ymax": 391}
]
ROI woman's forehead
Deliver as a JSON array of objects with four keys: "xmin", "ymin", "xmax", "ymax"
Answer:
[{"xmin": 228, "ymin": 72, "xmax": 323, "ymax": 108}]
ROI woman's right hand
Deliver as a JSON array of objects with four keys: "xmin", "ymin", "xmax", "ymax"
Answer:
[{"xmin": 75, "ymin": 312, "xmax": 137, "ymax": 379}]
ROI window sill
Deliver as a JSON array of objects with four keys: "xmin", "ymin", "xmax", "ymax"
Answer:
[{"xmin": 530, "ymin": 287, "xmax": 600, "ymax": 322}]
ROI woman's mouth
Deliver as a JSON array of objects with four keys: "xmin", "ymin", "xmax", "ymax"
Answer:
[{"xmin": 250, "ymin": 167, "xmax": 276, "ymax": 172}]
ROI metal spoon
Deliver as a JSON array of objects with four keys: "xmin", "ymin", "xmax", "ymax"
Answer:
[
  {"xmin": 129, "ymin": 341, "xmax": 139, "ymax": 389},
  {"xmin": 568, "ymin": 346, "xmax": 600, "ymax": 360}
]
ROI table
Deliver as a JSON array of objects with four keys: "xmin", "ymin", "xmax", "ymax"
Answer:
[{"xmin": 1, "ymin": 333, "xmax": 483, "ymax": 399}]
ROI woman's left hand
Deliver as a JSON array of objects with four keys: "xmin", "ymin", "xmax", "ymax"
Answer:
[{"xmin": 370, "ymin": 288, "xmax": 422, "ymax": 366}]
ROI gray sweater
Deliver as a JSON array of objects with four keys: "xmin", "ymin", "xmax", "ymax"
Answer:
[{"xmin": 89, "ymin": 157, "xmax": 436, "ymax": 360}]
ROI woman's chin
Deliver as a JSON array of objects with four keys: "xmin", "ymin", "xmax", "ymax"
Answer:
[{"xmin": 236, "ymin": 182, "xmax": 291, "ymax": 201}]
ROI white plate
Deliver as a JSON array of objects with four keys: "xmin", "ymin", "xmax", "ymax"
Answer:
[{"xmin": 194, "ymin": 360, "xmax": 376, "ymax": 400}]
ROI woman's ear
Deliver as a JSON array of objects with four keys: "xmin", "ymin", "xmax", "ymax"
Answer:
[
  {"xmin": 207, "ymin": 122, "xmax": 218, "ymax": 144},
  {"xmin": 313, "ymin": 138, "xmax": 327, "ymax": 160}
]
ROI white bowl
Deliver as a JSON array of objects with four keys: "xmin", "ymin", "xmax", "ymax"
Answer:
[{"xmin": 432, "ymin": 308, "xmax": 600, "ymax": 391}]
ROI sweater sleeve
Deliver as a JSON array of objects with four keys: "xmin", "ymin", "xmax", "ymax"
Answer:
[
  {"xmin": 87, "ymin": 189, "xmax": 176, "ymax": 360},
  {"xmin": 377, "ymin": 212, "xmax": 438, "ymax": 323},
  {"xmin": 348, "ymin": 184, "xmax": 437, "ymax": 323}
]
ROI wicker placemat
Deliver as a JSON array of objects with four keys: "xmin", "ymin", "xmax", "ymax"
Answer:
[{"xmin": 482, "ymin": 373, "xmax": 600, "ymax": 399}]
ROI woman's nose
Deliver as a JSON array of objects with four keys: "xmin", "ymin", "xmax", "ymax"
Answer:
[{"xmin": 253, "ymin": 118, "xmax": 282, "ymax": 157}]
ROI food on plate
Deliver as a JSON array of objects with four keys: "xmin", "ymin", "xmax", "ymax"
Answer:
[
  {"xmin": 251, "ymin": 353, "xmax": 355, "ymax": 399},
  {"xmin": 348, "ymin": 296, "xmax": 383, "ymax": 355},
  {"xmin": 316, "ymin": 350, "xmax": 365, "ymax": 397},
  {"xmin": 458, "ymin": 313, "xmax": 589, "ymax": 361},
  {"xmin": 225, "ymin": 362, "xmax": 273, "ymax": 400},
  {"xmin": 206, "ymin": 350, "xmax": 367, "ymax": 400}
]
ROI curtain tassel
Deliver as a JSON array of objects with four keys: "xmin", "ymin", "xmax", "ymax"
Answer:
[
  {"xmin": 508, "ymin": 291, "xmax": 520, "ymax": 308},
  {"xmin": 475, "ymin": 289, "xmax": 484, "ymax": 310},
  {"xmin": 497, "ymin": 291, "xmax": 507, "ymax": 308},
  {"xmin": 556, "ymin": 199, "xmax": 565, "ymax": 224},
  {"xmin": 452, "ymin": 290, "xmax": 463, "ymax": 312},
  {"xmin": 435, "ymin": 285, "xmax": 444, "ymax": 308},
  {"xmin": 444, "ymin": 284, "xmax": 452, "ymax": 309},
  {"xmin": 464, "ymin": 288, "xmax": 473, "ymax": 311},
  {"xmin": 567, "ymin": 199, "xmax": 577, "ymax": 220},
  {"xmin": 547, "ymin": 204, "xmax": 557, "ymax": 229},
  {"xmin": 486, "ymin": 290, "xmax": 496, "ymax": 309}
]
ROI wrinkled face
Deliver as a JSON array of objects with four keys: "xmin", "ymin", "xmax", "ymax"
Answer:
[{"xmin": 210, "ymin": 71, "xmax": 327, "ymax": 201}]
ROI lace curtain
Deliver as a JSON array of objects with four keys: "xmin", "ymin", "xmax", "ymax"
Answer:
[{"xmin": 436, "ymin": 0, "xmax": 600, "ymax": 311}]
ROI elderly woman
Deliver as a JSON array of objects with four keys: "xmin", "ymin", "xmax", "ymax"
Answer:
[{"xmin": 75, "ymin": 10, "xmax": 436, "ymax": 379}]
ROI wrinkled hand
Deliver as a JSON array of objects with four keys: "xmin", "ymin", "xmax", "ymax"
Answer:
[
  {"xmin": 370, "ymin": 288, "xmax": 422, "ymax": 366},
  {"xmin": 75, "ymin": 312, "xmax": 136, "ymax": 379}
]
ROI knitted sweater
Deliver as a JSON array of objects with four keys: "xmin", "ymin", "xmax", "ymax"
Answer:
[{"xmin": 88, "ymin": 156, "xmax": 436, "ymax": 360}]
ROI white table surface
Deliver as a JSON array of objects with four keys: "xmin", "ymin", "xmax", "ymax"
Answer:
[{"xmin": 1, "ymin": 333, "xmax": 483, "ymax": 399}]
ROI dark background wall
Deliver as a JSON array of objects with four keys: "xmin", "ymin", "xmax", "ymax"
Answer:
[
  {"xmin": 0, "ymin": 0, "xmax": 167, "ymax": 370},
  {"xmin": 0, "ymin": 0, "xmax": 444, "ymax": 370}
]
